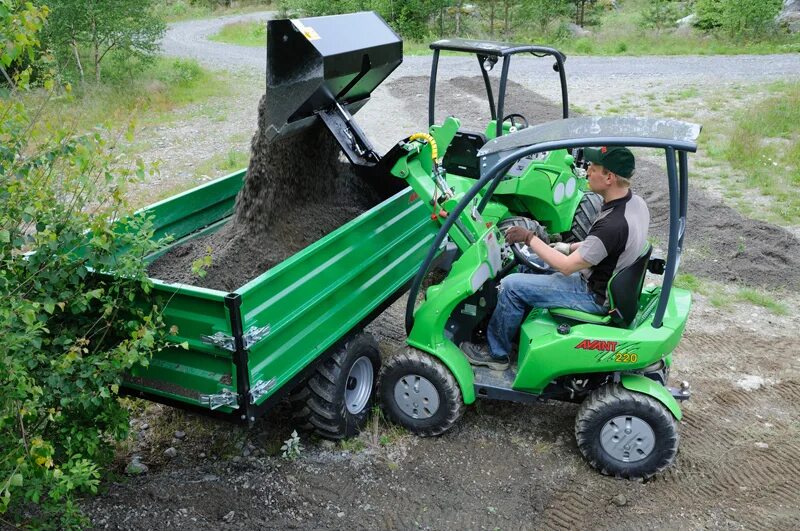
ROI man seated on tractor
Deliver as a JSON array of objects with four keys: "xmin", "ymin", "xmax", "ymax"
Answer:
[{"xmin": 462, "ymin": 146, "xmax": 650, "ymax": 370}]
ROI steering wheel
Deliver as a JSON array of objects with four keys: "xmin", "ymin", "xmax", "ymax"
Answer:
[
  {"xmin": 497, "ymin": 217, "xmax": 551, "ymax": 273},
  {"xmin": 502, "ymin": 113, "xmax": 529, "ymax": 132}
]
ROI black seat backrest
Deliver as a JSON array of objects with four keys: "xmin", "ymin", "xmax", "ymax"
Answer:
[
  {"xmin": 442, "ymin": 130, "xmax": 487, "ymax": 179},
  {"xmin": 608, "ymin": 244, "xmax": 652, "ymax": 327}
]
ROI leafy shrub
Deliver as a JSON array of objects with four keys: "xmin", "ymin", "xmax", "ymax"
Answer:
[
  {"xmin": 695, "ymin": 0, "xmax": 783, "ymax": 36},
  {"xmin": 1, "ymin": 1, "xmax": 166, "ymax": 526}
]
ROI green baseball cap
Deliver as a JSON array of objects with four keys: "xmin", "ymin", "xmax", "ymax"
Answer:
[{"xmin": 584, "ymin": 146, "xmax": 635, "ymax": 178}]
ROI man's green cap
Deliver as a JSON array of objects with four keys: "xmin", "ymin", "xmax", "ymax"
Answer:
[{"xmin": 584, "ymin": 146, "xmax": 635, "ymax": 178}]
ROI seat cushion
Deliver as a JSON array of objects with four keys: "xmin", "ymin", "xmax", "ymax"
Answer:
[{"xmin": 549, "ymin": 308, "xmax": 611, "ymax": 324}]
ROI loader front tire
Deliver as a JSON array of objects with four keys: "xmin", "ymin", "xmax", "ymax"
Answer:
[
  {"xmin": 291, "ymin": 333, "xmax": 381, "ymax": 440},
  {"xmin": 378, "ymin": 347, "xmax": 464, "ymax": 437},
  {"xmin": 565, "ymin": 191, "xmax": 603, "ymax": 242},
  {"xmin": 575, "ymin": 384, "xmax": 679, "ymax": 480}
]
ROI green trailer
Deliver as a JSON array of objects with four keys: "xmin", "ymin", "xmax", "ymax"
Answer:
[{"xmin": 122, "ymin": 169, "xmax": 441, "ymax": 435}]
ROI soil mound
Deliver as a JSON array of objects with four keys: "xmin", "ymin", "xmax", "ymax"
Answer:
[{"xmin": 147, "ymin": 95, "xmax": 382, "ymax": 291}]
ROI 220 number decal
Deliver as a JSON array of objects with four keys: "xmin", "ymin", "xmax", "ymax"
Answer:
[{"xmin": 614, "ymin": 352, "xmax": 639, "ymax": 363}]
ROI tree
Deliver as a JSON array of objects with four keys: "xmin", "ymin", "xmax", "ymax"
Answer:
[
  {"xmin": 1, "ymin": 1, "xmax": 165, "ymax": 526},
  {"xmin": 42, "ymin": 0, "xmax": 165, "ymax": 83}
]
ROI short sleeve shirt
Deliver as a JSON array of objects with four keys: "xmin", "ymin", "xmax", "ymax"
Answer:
[{"xmin": 578, "ymin": 190, "xmax": 650, "ymax": 304}]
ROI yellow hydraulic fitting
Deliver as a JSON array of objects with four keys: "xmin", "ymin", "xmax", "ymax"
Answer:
[{"xmin": 408, "ymin": 132, "xmax": 438, "ymax": 162}]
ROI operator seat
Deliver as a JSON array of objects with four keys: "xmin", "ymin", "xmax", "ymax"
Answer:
[
  {"xmin": 549, "ymin": 244, "xmax": 653, "ymax": 328},
  {"xmin": 442, "ymin": 130, "xmax": 487, "ymax": 179}
]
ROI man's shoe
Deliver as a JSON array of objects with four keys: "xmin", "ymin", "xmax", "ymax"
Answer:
[{"xmin": 461, "ymin": 342, "xmax": 509, "ymax": 371}]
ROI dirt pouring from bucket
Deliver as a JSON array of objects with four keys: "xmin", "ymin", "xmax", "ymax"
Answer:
[{"xmin": 147, "ymin": 95, "xmax": 384, "ymax": 291}]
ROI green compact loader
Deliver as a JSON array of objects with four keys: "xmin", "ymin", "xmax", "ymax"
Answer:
[
  {"xmin": 376, "ymin": 115, "xmax": 699, "ymax": 480},
  {"xmin": 115, "ymin": 12, "xmax": 698, "ymax": 480}
]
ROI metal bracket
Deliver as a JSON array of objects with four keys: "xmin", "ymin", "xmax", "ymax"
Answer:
[
  {"xmin": 249, "ymin": 377, "xmax": 277, "ymax": 404},
  {"xmin": 201, "ymin": 324, "xmax": 271, "ymax": 352},
  {"xmin": 242, "ymin": 324, "xmax": 271, "ymax": 349},
  {"xmin": 200, "ymin": 389, "xmax": 240, "ymax": 410}
]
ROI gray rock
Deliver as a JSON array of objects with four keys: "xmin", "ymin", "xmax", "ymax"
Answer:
[
  {"xmin": 141, "ymin": 423, "xmax": 150, "ymax": 430},
  {"xmin": 174, "ymin": 430, "xmax": 186, "ymax": 439},
  {"xmin": 126, "ymin": 458, "xmax": 149, "ymax": 475},
  {"xmin": 222, "ymin": 510, "xmax": 235, "ymax": 522},
  {"xmin": 164, "ymin": 447, "xmax": 178, "ymax": 459},
  {"xmin": 779, "ymin": 0, "xmax": 800, "ymax": 32},
  {"xmin": 677, "ymin": 13, "xmax": 696, "ymax": 29},
  {"xmin": 566, "ymin": 22, "xmax": 591, "ymax": 38},
  {"xmin": 612, "ymin": 494, "xmax": 627, "ymax": 507}
]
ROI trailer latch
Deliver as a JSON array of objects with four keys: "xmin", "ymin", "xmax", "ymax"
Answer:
[
  {"xmin": 201, "ymin": 324, "xmax": 271, "ymax": 352},
  {"xmin": 249, "ymin": 377, "xmax": 278, "ymax": 404},
  {"xmin": 200, "ymin": 389, "xmax": 240, "ymax": 410}
]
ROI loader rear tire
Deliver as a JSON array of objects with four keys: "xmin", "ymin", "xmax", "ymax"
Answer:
[
  {"xmin": 378, "ymin": 347, "xmax": 464, "ymax": 437},
  {"xmin": 565, "ymin": 191, "xmax": 603, "ymax": 242},
  {"xmin": 291, "ymin": 333, "xmax": 381, "ymax": 440},
  {"xmin": 575, "ymin": 384, "xmax": 679, "ymax": 480}
]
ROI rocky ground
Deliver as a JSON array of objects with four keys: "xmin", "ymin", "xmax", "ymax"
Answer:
[{"xmin": 71, "ymin": 14, "xmax": 800, "ymax": 531}]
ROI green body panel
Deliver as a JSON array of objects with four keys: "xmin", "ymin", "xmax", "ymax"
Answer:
[
  {"xmin": 548, "ymin": 307, "xmax": 611, "ymax": 324},
  {"xmin": 406, "ymin": 224, "xmax": 504, "ymax": 403},
  {"xmin": 620, "ymin": 373, "xmax": 683, "ymax": 421},
  {"xmin": 513, "ymin": 287, "xmax": 691, "ymax": 393},
  {"xmin": 240, "ymin": 187, "xmax": 440, "ymax": 406}
]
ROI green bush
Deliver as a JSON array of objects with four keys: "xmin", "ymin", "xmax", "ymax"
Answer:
[
  {"xmin": 695, "ymin": 0, "xmax": 783, "ymax": 36},
  {"xmin": 2, "ymin": 1, "xmax": 167, "ymax": 526}
]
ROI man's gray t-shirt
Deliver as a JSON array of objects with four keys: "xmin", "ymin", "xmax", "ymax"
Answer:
[{"xmin": 578, "ymin": 190, "xmax": 650, "ymax": 304}]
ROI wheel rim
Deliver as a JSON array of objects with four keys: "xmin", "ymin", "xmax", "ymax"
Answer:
[
  {"xmin": 393, "ymin": 374, "xmax": 440, "ymax": 419},
  {"xmin": 345, "ymin": 356, "xmax": 374, "ymax": 415},
  {"xmin": 600, "ymin": 415, "xmax": 656, "ymax": 463}
]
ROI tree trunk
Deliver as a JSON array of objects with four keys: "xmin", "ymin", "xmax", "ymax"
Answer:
[
  {"xmin": 439, "ymin": 7, "xmax": 444, "ymax": 38},
  {"xmin": 455, "ymin": 0, "xmax": 463, "ymax": 36},
  {"xmin": 91, "ymin": 17, "xmax": 100, "ymax": 83},
  {"xmin": 71, "ymin": 40, "xmax": 84, "ymax": 83},
  {"xmin": 504, "ymin": 0, "xmax": 510, "ymax": 37},
  {"xmin": 489, "ymin": 0, "xmax": 495, "ymax": 38}
]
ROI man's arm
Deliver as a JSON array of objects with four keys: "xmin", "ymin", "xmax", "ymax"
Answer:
[{"xmin": 527, "ymin": 235, "xmax": 591, "ymax": 275}]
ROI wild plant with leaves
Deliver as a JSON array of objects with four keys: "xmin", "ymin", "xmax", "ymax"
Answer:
[{"xmin": 1, "ymin": 1, "xmax": 166, "ymax": 526}]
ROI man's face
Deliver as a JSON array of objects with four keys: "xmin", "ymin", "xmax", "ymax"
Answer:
[{"xmin": 587, "ymin": 162, "xmax": 611, "ymax": 193}]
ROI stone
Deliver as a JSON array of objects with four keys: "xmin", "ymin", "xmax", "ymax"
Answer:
[
  {"xmin": 174, "ymin": 430, "xmax": 186, "ymax": 440},
  {"xmin": 126, "ymin": 459, "xmax": 149, "ymax": 475},
  {"xmin": 566, "ymin": 22, "xmax": 591, "ymax": 38},
  {"xmin": 779, "ymin": 0, "xmax": 800, "ymax": 32},
  {"xmin": 222, "ymin": 511, "xmax": 235, "ymax": 523},
  {"xmin": 612, "ymin": 494, "xmax": 627, "ymax": 507},
  {"xmin": 164, "ymin": 447, "xmax": 178, "ymax": 459}
]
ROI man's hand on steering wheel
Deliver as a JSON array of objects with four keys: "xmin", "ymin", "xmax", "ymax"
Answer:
[{"xmin": 504, "ymin": 225, "xmax": 533, "ymax": 245}]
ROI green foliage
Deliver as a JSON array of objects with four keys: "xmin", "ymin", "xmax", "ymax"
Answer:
[
  {"xmin": 737, "ymin": 287, "xmax": 787, "ymax": 315},
  {"xmin": 281, "ymin": 430, "xmax": 303, "ymax": 460},
  {"xmin": 695, "ymin": 0, "xmax": 783, "ymax": 36},
  {"xmin": 41, "ymin": 0, "xmax": 166, "ymax": 83},
  {"xmin": 1, "ymin": 3, "xmax": 166, "ymax": 526},
  {"xmin": 640, "ymin": 0, "xmax": 684, "ymax": 32}
]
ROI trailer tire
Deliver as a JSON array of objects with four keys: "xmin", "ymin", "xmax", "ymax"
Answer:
[
  {"xmin": 378, "ymin": 347, "xmax": 464, "ymax": 437},
  {"xmin": 575, "ymin": 384, "xmax": 679, "ymax": 480},
  {"xmin": 291, "ymin": 333, "xmax": 381, "ymax": 440},
  {"xmin": 565, "ymin": 191, "xmax": 602, "ymax": 242}
]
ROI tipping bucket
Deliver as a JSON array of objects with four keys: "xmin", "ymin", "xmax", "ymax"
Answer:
[{"xmin": 264, "ymin": 11, "xmax": 403, "ymax": 143}]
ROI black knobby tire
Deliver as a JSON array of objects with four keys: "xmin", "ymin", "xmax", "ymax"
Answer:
[
  {"xmin": 565, "ymin": 191, "xmax": 603, "ymax": 242},
  {"xmin": 575, "ymin": 384, "xmax": 679, "ymax": 480},
  {"xmin": 378, "ymin": 347, "xmax": 464, "ymax": 437},
  {"xmin": 291, "ymin": 333, "xmax": 381, "ymax": 440}
]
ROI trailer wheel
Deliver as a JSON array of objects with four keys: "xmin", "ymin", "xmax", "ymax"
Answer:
[
  {"xmin": 378, "ymin": 347, "xmax": 464, "ymax": 437},
  {"xmin": 565, "ymin": 191, "xmax": 602, "ymax": 242},
  {"xmin": 575, "ymin": 384, "xmax": 679, "ymax": 480},
  {"xmin": 291, "ymin": 333, "xmax": 381, "ymax": 440}
]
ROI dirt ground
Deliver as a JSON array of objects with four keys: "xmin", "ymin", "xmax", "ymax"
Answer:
[{"xmin": 77, "ymin": 76, "xmax": 800, "ymax": 530}]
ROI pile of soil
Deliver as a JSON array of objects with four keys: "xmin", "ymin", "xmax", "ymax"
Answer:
[{"xmin": 148, "ymin": 96, "xmax": 383, "ymax": 291}]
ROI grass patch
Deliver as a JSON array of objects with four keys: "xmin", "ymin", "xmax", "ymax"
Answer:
[
  {"xmin": 193, "ymin": 149, "xmax": 249, "ymax": 180},
  {"xmin": 34, "ymin": 57, "xmax": 230, "ymax": 134},
  {"xmin": 736, "ymin": 288, "xmax": 788, "ymax": 315},
  {"xmin": 721, "ymin": 82, "xmax": 800, "ymax": 222},
  {"xmin": 209, "ymin": 20, "xmax": 267, "ymax": 47}
]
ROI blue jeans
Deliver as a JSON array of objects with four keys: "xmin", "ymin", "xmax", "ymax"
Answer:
[{"xmin": 487, "ymin": 268, "xmax": 606, "ymax": 358}]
